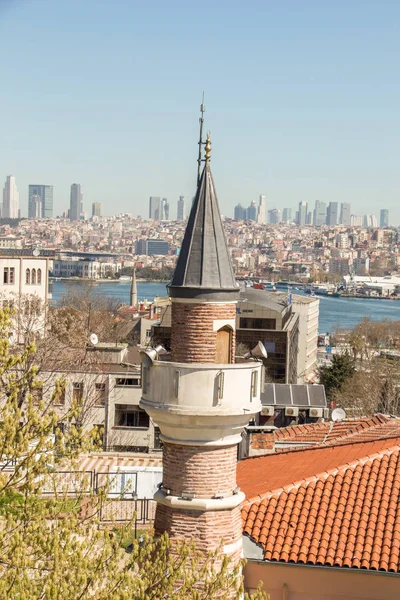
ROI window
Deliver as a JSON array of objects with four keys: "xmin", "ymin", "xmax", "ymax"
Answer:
[
  {"xmin": 72, "ymin": 382, "xmax": 83, "ymax": 403},
  {"xmin": 114, "ymin": 405, "xmax": 149, "ymax": 428},
  {"xmin": 94, "ymin": 382, "xmax": 106, "ymax": 406},
  {"xmin": 26, "ymin": 268, "xmax": 30, "ymax": 284},
  {"xmin": 31, "ymin": 269, "xmax": 36, "ymax": 285},
  {"xmin": 37, "ymin": 269, "xmax": 42, "ymax": 284},
  {"xmin": 251, "ymin": 370, "xmax": 258, "ymax": 399},
  {"xmin": 54, "ymin": 386, "xmax": 66, "ymax": 406},
  {"xmin": 239, "ymin": 318, "xmax": 276, "ymax": 330},
  {"xmin": 3, "ymin": 268, "xmax": 14, "ymax": 284},
  {"xmin": 115, "ymin": 377, "xmax": 140, "ymax": 387},
  {"xmin": 31, "ymin": 386, "xmax": 43, "ymax": 405}
]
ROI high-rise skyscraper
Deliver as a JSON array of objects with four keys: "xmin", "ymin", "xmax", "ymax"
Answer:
[
  {"xmin": 177, "ymin": 196, "xmax": 186, "ymax": 221},
  {"xmin": 28, "ymin": 185, "xmax": 53, "ymax": 218},
  {"xmin": 234, "ymin": 203, "xmax": 246, "ymax": 220},
  {"xmin": 257, "ymin": 195, "xmax": 266, "ymax": 224},
  {"xmin": 298, "ymin": 201, "xmax": 308, "ymax": 226},
  {"xmin": 3, "ymin": 176, "xmax": 19, "ymax": 218},
  {"xmin": 149, "ymin": 196, "xmax": 160, "ymax": 220},
  {"xmin": 351, "ymin": 214, "xmax": 363, "ymax": 227},
  {"xmin": 327, "ymin": 202, "xmax": 339, "ymax": 226},
  {"xmin": 246, "ymin": 200, "xmax": 257, "ymax": 221},
  {"xmin": 69, "ymin": 183, "xmax": 82, "ymax": 221},
  {"xmin": 363, "ymin": 214, "xmax": 378, "ymax": 228},
  {"xmin": 282, "ymin": 208, "xmax": 292, "ymax": 223},
  {"xmin": 380, "ymin": 209, "xmax": 389, "ymax": 228},
  {"xmin": 92, "ymin": 202, "xmax": 101, "ymax": 217},
  {"xmin": 313, "ymin": 201, "xmax": 326, "ymax": 226},
  {"xmin": 160, "ymin": 198, "xmax": 169, "ymax": 220},
  {"xmin": 268, "ymin": 208, "xmax": 281, "ymax": 224},
  {"xmin": 340, "ymin": 202, "xmax": 351, "ymax": 226}
]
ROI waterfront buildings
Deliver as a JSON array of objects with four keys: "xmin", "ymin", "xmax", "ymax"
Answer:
[
  {"xmin": 28, "ymin": 185, "xmax": 53, "ymax": 219},
  {"xmin": 69, "ymin": 184, "xmax": 82, "ymax": 221},
  {"xmin": 3, "ymin": 176, "xmax": 19, "ymax": 219},
  {"xmin": 149, "ymin": 196, "xmax": 160, "ymax": 220}
]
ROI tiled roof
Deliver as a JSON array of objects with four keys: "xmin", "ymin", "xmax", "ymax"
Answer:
[
  {"xmin": 239, "ymin": 438, "xmax": 400, "ymax": 572},
  {"xmin": 76, "ymin": 452, "xmax": 162, "ymax": 472},
  {"xmin": 274, "ymin": 415, "xmax": 393, "ymax": 446}
]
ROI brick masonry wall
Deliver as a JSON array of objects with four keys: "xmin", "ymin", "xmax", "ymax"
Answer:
[
  {"xmin": 155, "ymin": 503, "xmax": 243, "ymax": 559},
  {"xmin": 163, "ymin": 443, "xmax": 238, "ymax": 498},
  {"xmin": 171, "ymin": 302, "xmax": 236, "ymax": 363}
]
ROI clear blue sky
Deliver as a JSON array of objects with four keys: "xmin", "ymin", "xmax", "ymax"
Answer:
[{"xmin": 1, "ymin": 0, "xmax": 399, "ymax": 223}]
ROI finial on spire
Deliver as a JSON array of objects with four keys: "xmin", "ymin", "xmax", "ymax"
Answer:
[
  {"xmin": 197, "ymin": 94, "xmax": 206, "ymax": 185},
  {"xmin": 205, "ymin": 132, "xmax": 211, "ymax": 164}
]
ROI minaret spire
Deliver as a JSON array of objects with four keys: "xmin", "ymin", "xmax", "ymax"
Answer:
[{"xmin": 130, "ymin": 267, "xmax": 137, "ymax": 307}]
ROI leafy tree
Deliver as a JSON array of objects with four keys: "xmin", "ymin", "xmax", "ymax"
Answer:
[
  {"xmin": 318, "ymin": 353, "xmax": 356, "ymax": 400},
  {"xmin": 0, "ymin": 308, "xmax": 267, "ymax": 599}
]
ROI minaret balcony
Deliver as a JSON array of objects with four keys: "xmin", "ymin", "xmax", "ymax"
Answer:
[{"xmin": 139, "ymin": 361, "xmax": 262, "ymax": 446}]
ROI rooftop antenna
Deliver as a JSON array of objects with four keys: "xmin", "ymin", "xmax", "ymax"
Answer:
[{"xmin": 197, "ymin": 93, "xmax": 205, "ymax": 186}]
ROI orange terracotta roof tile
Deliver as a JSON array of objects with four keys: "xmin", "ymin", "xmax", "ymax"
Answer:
[{"xmin": 240, "ymin": 437, "xmax": 400, "ymax": 572}]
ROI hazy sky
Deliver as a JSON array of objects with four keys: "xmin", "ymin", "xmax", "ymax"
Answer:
[{"xmin": 1, "ymin": 0, "xmax": 399, "ymax": 223}]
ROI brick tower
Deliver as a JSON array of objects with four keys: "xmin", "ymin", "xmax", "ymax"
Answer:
[{"xmin": 140, "ymin": 134, "xmax": 262, "ymax": 562}]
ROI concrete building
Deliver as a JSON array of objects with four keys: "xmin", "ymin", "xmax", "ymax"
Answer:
[
  {"xmin": 351, "ymin": 214, "xmax": 363, "ymax": 227},
  {"xmin": 28, "ymin": 185, "xmax": 53, "ymax": 218},
  {"xmin": 329, "ymin": 257, "xmax": 350, "ymax": 275},
  {"xmin": 149, "ymin": 196, "xmax": 160, "ymax": 220},
  {"xmin": 326, "ymin": 202, "xmax": 338, "ymax": 226},
  {"xmin": 0, "ymin": 253, "xmax": 51, "ymax": 343},
  {"xmin": 3, "ymin": 176, "xmax": 19, "ymax": 219},
  {"xmin": 177, "ymin": 196, "xmax": 186, "ymax": 221},
  {"xmin": 140, "ymin": 135, "xmax": 262, "ymax": 565},
  {"xmin": 69, "ymin": 184, "xmax": 82, "ymax": 221},
  {"xmin": 291, "ymin": 295, "xmax": 319, "ymax": 383},
  {"xmin": 380, "ymin": 209, "xmax": 389, "ymax": 228},
  {"xmin": 92, "ymin": 202, "xmax": 101, "ymax": 217},
  {"xmin": 313, "ymin": 201, "xmax": 326, "ymax": 227}
]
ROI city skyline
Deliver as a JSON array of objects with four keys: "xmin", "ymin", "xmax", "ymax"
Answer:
[{"xmin": 0, "ymin": 2, "xmax": 400, "ymax": 222}]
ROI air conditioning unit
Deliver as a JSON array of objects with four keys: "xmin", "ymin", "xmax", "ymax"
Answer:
[
  {"xmin": 261, "ymin": 406, "xmax": 275, "ymax": 417},
  {"xmin": 285, "ymin": 407, "xmax": 299, "ymax": 417},
  {"xmin": 309, "ymin": 407, "xmax": 324, "ymax": 418}
]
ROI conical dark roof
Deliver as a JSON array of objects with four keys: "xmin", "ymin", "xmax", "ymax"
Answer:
[{"xmin": 169, "ymin": 163, "xmax": 239, "ymax": 301}]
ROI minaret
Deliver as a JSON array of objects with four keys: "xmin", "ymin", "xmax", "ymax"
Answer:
[
  {"xmin": 140, "ymin": 131, "xmax": 262, "ymax": 565},
  {"xmin": 130, "ymin": 267, "xmax": 137, "ymax": 308}
]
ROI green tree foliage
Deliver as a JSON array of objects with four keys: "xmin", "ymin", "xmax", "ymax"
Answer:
[
  {"xmin": 0, "ymin": 308, "xmax": 267, "ymax": 599},
  {"xmin": 318, "ymin": 353, "xmax": 356, "ymax": 400}
]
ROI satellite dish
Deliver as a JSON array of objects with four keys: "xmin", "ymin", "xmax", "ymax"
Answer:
[
  {"xmin": 332, "ymin": 407, "xmax": 346, "ymax": 422},
  {"xmin": 244, "ymin": 341, "xmax": 268, "ymax": 360},
  {"xmin": 33, "ymin": 248, "xmax": 40, "ymax": 257},
  {"xmin": 89, "ymin": 333, "xmax": 99, "ymax": 346}
]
